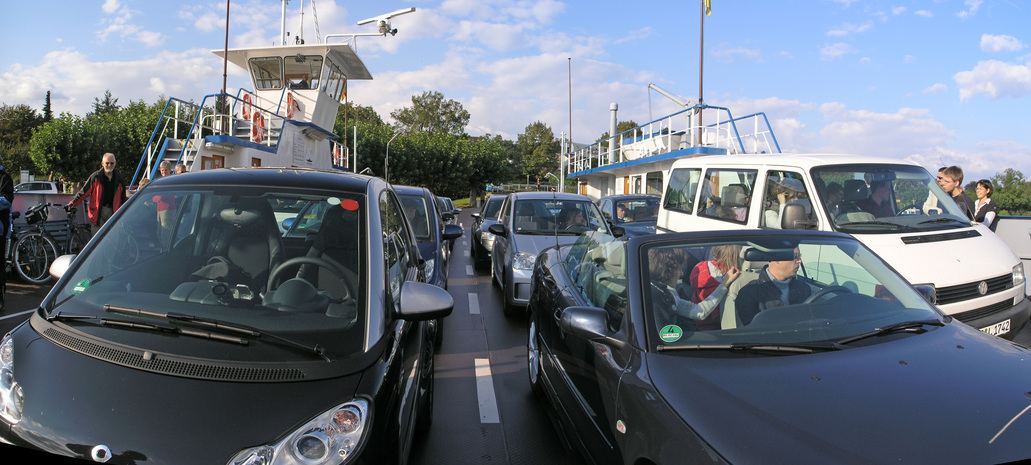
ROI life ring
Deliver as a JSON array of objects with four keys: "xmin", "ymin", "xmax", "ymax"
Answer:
[
  {"xmin": 286, "ymin": 93, "xmax": 296, "ymax": 119},
  {"xmin": 242, "ymin": 94, "xmax": 253, "ymax": 119},
  {"xmin": 332, "ymin": 144, "xmax": 341, "ymax": 163},
  {"xmin": 251, "ymin": 111, "xmax": 265, "ymax": 143}
]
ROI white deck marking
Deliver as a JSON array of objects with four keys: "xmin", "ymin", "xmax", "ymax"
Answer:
[
  {"xmin": 474, "ymin": 358, "xmax": 501, "ymax": 424},
  {"xmin": 468, "ymin": 293, "xmax": 480, "ymax": 314},
  {"xmin": 466, "ymin": 264, "xmax": 474, "ymax": 276}
]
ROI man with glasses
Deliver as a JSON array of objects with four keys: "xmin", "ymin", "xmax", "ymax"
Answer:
[
  {"xmin": 68, "ymin": 152, "xmax": 129, "ymax": 236},
  {"xmin": 734, "ymin": 247, "xmax": 812, "ymax": 326}
]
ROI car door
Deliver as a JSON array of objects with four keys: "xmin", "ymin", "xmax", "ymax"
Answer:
[
  {"xmin": 491, "ymin": 195, "xmax": 512, "ymax": 282},
  {"xmin": 538, "ymin": 235, "xmax": 627, "ymax": 464}
]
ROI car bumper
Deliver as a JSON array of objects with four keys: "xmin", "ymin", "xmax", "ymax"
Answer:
[
  {"xmin": 957, "ymin": 295, "xmax": 1031, "ymax": 340},
  {"xmin": 507, "ymin": 267, "xmax": 533, "ymax": 306}
]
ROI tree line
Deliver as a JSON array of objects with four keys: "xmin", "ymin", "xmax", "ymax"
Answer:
[{"xmin": 3, "ymin": 89, "xmax": 1031, "ymax": 214}]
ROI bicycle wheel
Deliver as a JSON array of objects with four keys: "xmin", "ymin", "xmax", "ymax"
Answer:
[
  {"xmin": 67, "ymin": 227, "xmax": 91, "ymax": 254},
  {"xmin": 14, "ymin": 233, "xmax": 59, "ymax": 284}
]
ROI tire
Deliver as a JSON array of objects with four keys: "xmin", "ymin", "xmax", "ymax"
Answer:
[
  {"xmin": 68, "ymin": 228, "xmax": 90, "ymax": 254},
  {"xmin": 528, "ymin": 318, "xmax": 544, "ymax": 397},
  {"xmin": 415, "ymin": 329, "xmax": 436, "ymax": 433},
  {"xmin": 14, "ymin": 233, "xmax": 58, "ymax": 284}
]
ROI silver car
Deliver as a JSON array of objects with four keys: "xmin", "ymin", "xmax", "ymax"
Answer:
[{"xmin": 489, "ymin": 192, "xmax": 608, "ymax": 316}]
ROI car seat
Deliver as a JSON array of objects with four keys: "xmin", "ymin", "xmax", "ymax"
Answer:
[
  {"xmin": 193, "ymin": 197, "xmax": 284, "ymax": 292},
  {"xmin": 298, "ymin": 204, "xmax": 360, "ymax": 299}
]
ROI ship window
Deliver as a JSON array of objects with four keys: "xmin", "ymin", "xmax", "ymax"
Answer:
[
  {"xmin": 285, "ymin": 54, "xmax": 323, "ymax": 90},
  {"xmin": 249, "ymin": 57, "xmax": 283, "ymax": 90},
  {"xmin": 321, "ymin": 61, "xmax": 346, "ymax": 101}
]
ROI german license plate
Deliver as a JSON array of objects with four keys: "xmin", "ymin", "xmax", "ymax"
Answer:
[{"xmin": 980, "ymin": 319, "xmax": 1011, "ymax": 337}]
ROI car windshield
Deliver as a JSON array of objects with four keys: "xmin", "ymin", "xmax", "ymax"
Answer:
[
  {"xmin": 398, "ymin": 193, "xmax": 433, "ymax": 241},
  {"xmin": 812, "ymin": 164, "xmax": 972, "ymax": 233},
  {"xmin": 636, "ymin": 234, "xmax": 942, "ymax": 350},
  {"xmin": 47, "ymin": 186, "xmax": 366, "ymax": 357},
  {"xmin": 613, "ymin": 197, "xmax": 660, "ymax": 224},
  {"xmin": 512, "ymin": 199, "xmax": 607, "ymax": 235}
]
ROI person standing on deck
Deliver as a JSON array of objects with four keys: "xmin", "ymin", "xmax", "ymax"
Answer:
[{"xmin": 67, "ymin": 153, "xmax": 129, "ymax": 236}]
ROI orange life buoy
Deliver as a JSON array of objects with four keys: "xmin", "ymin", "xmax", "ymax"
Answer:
[
  {"xmin": 251, "ymin": 111, "xmax": 265, "ymax": 143},
  {"xmin": 242, "ymin": 94, "xmax": 253, "ymax": 119},
  {"xmin": 286, "ymin": 93, "xmax": 296, "ymax": 119},
  {"xmin": 332, "ymin": 144, "xmax": 341, "ymax": 163}
]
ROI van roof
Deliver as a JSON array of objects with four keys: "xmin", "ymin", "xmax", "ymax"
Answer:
[{"xmin": 668, "ymin": 153, "xmax": 922, "ymax": 170}]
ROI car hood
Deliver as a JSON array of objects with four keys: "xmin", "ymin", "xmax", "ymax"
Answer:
[
  {"xmin": 7, "ymin": 323, "xmax": 366, "ymax": 464},
  {"xmin": 512, "ymin": 232, "xmax": 581, "ymax": 255},
  {"xmin": 647, "ymin": 323, "xmax": 1031, "ymax": 464},
  {"xmin": 616, "ymin": 221, "xmax": 656, "ymax": 238}
]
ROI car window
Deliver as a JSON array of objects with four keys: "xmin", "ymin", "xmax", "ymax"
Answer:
[
  {"xmin": 483, "ymin": 196, "xmax": 505, "ymax": 218},
  {"xmin": 50, "ymin": 187, "xmax": 367, "ymax": 356},
  {"xmin": 760, "ymin": 171, "xmax": 813, "ymax": 229},
  {"xmin": 398, "ymin": 193, "xmax": 432, "ymax": 241},
  {"xmin": 697, "ymin": 168, "xmax": 756, "ymax": 224},
  {"xmin": 381, "ymin": 190, "xmax": 413, "ymax": 297},
  {"xmin": 642, "ymin": 235, "xmax": 941, "ymax": 351},
  {"xmin": 564, "ymin": 231, "xmax": 627, "ymax": 330},
  {"xmin": 513, "ymin": 199, "xmax": 607, "ymax": 235},
  {"xmin": 663, "ymin": 168, "xmax": 702, "ymax": 214}
]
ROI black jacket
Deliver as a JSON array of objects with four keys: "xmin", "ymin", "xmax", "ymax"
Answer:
[{"xmin": 734, "ymin": 266, "xmax": 811, "ymax": 326}]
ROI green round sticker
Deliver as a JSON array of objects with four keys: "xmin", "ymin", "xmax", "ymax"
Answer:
[
  {"xmin": 73, "ymin": 279, "xmax": 91, "ymax": 294},
  {"xmin": 659, "ymin": 325, "xmax": 683, "ymax": 343}
]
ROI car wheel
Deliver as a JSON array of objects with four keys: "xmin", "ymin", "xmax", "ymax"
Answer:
[
  {"xmin": 490, "ymin": 260, "xmax": 499, "ymax": 287},
  {"xmin": 528, "ymin": 318, "xmax": 544, "ymax": 397}
]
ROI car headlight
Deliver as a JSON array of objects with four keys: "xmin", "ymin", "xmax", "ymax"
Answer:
[
  {"xmin": 423, "ymin": 258, "xmax": 436, "ymax": 282},
  {"xmin": 513, "ymin": 252, "xmax": 537, "ymax": 270},
  {"xmin": 0, "ymin": 333, "xmax": 24, "ymax": 425},
  {"xmin": 1014, "ymin": 263, "xmax": 1025, "ymax": 289},
  {"xmin": 229, "ymin": 399, "xmax": 369, "ymax": 465}
]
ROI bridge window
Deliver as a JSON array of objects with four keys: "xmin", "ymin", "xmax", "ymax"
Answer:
[
  {"xmin": 285, "ymin": 54, "xmax": 323, "ymax": 90},
  {"xmin": 321, "ymin": 61, "xmax": 346, "ymax": 101},
  {"xmin": 249, "ymin": 57, "xmax": 283, "ymax": 90}
]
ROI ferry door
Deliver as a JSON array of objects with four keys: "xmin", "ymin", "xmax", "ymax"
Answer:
[
  {"xmin": 251, "ymin": 157, "xmax": 261, "ymax": 167},
  {"xmin": 623, "ymin": 177, "xmax": 630, "ymax": 195},
  {"xmin": 202, "ymin": 155, "xmax": 225, "ymax": 170}
]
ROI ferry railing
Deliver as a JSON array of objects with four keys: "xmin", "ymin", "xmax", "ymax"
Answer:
[
  {"xmin": 132, "ymin": 92, "xmax": 289, "ymax": 188},
  {"xmin": 566, "ymin": 104, "xmax": 780, "ymax": 175}
]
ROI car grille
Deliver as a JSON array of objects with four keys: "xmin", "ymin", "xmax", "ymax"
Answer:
[
  {"xmin": 952, "ymin": 299, "xmax": 1014, "ymax": 325},
  {"xmin": 43, "ymin": 328, "xmax": 307, "ymax": 382},
  {"xmin": 935, "ymin": 274, "xmax": 1012, "ymax": 306}
]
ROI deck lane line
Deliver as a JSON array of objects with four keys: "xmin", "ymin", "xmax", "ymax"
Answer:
[
  {"xmin": 466, "ymin": 264, "xmax": 474, "ymax": 276},
  {"xmin": 468, "ymin": 293, "xmax": 480, "ymax": 314},
  {"xmin": 474, "ymin": 358, "xmax": 501, "ymax": 424}
]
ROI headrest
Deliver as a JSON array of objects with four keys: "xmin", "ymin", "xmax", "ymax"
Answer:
[
  {"xmin": 843, "ymin": 179, "xmax": 869, "ymax": 202},
  {"xmin": 316, "ymin": 205, "xmax": 356, "ymax": 250},
  {"xmin": 220, "ymin": 198, "xmax": 271, "ymax": 228}
]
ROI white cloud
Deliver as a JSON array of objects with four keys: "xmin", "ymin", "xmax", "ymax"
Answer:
[
  {"xmin": 820, "ymin": 43, "xmax": 855, "ymax": 61},
  {"xmin": 711, "ymin": 47, "xmax": 762, "ymax": 63},
  {"xmin": 924, "ymin": 83, "xmax": 948, "ymax": 94},
  {"xmin": 892, "ymin": 6, "xmax": 907, "ymax": 15},
  {"xmin": 96, "ymin": 0, "xmax": 165, "ymax": 47},
  {"xmin": 915, "ymin": 10, "xmax": 933, "ymax": 18},
  {"xmin": 981, "ymin": 34, "xmax": 1026, "ymax": 53},
  {"xmin": 102, "ymin": 0, "xmax": 120, "ymax": 15},
  {"xmin": 815, "ymin": 104, "xmax": 954, "ymax": 163},
  {"xmin": 955, "ymin": 59, "xmax": 1031, "ymax": 101},
  {"xmin": 827, "ymin": 22, "xmax": 872, "ymax": 37},
  {"xmin": 957, "ymin": 0, "xmax": 983, "ymax": 19}
]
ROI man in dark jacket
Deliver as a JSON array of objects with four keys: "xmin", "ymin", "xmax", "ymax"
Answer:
[
  {"xmin": 0, "ymin": 161, "xmax": 13, "ymax": 312},
  {"xmin": 67, "ymin": 152, "xmax": 129, "ymax": 236},
  {"xmin": 734, "ymin": 248, "xmax": 811, "ymax": 326}
]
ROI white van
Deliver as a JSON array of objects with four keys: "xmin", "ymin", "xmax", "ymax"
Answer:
[{"xmin": 657, "ymin": 153, "xmax": 1029, "ymax": 339}]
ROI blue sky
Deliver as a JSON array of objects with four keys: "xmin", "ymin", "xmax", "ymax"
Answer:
[{"xmin": 2, "ymin": 0, "xmax": 1030, "ymax": 182}]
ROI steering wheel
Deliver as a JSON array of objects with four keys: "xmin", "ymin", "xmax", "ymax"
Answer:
[
  {"xmin": 896, "ymin": 204, "xmax": 924, "ymax": 216},
  {"xmin": 267, "ymin": 256, "xmax": 354, "ymax": 302},
  {"xmin": 802, "ymin": 286, "xmax": 852, "ymax": 304}
]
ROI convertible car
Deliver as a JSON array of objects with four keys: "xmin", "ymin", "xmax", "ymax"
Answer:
[
  {"xmin": 527, "ymin": 228, "xmax": 1031, "ymax": 464},
  {"xmin": 0, "ymin": 168, "xmax": 453, "ymax": 464}
]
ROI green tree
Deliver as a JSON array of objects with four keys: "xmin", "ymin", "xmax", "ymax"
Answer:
[
  {"xmin": 0, "ymin": 103, "xmax": 44, "ymax": 176},
  {"xmin": 91, "ymin": 90, "xmax": 120, "ymax": 117},
  {"xmin": 992, "ymin": 168, "xmax": 1031, "ymax": 215},
  {"xmin": 596, "ymin": 120, "xmax": 641, "ymax": 149},
  {"xmin": 42, "ymin": 91, "xmax": 53, "ymax": 123},
  {"xmin": 517, "ymin": 121, "xmax": 559, "ymax": 182},
  {"xmin": 390, "ymin": 91, "xmax": 470, "ymax": 136}
]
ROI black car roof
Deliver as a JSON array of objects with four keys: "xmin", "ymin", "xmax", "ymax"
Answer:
[{"xmin": 146, "ymin": 167, "xmax": 374, "ymax": 193}]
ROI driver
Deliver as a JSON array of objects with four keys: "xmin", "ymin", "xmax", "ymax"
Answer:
[
  {"xmin": 733, "ymin": 247, "xmax": 811, "ymax": 326},
  {"xmin": 559, "ymin": 207, "xmax": 587, "ymax": 230},
  {"xmin": 857, "ymin": 180, "xmax": 894, "ymax": 217}
]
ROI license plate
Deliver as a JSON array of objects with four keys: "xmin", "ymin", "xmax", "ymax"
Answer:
[{"xmin": 980, "ymin": 319, "xmax": 1011, "ymax": 337}]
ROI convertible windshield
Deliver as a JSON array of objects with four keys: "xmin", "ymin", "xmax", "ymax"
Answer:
[
  {"xmin": 48, "ymin": 187, "xmax": 366, "ymax": 357},
  {"xmin": 639, "ymin": 234, "xmax": 942, "ymax": 350},
  {"xmin": 812, "ymin": 164, "xmax": 972, "ymax": 233}
]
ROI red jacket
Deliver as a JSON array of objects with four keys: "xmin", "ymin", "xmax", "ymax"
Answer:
[
  {"xmin": 688, "ymin": 260, "xmax": 724, "ymax": 331},
  {"xmin": 69, "ymin": 169, "xmax": 128, "ymax": 226}
]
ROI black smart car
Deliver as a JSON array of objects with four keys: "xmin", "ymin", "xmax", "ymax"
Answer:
[{"xmin": 0, "ymin": 168, "xmax": 453, "ymax": 464}]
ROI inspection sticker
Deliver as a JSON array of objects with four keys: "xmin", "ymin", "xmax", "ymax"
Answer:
[{"xmin": 659, "ymin": 325, "xmax": 683, "ymax": 343}]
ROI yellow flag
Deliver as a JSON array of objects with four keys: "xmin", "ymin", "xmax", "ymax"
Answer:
[{"xmin": 705, "ymin": 0, "xmax": 712, "ymax": 16}]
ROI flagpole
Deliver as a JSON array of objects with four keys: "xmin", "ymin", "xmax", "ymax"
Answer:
[{"xmin": 697, "ymin": 0, "xmax": 705, "ymax": 145}]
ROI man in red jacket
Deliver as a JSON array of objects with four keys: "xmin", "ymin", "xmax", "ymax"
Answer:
[{"xmin": 67, "ymin": 152, "xmax": 128, "ymax": 236}]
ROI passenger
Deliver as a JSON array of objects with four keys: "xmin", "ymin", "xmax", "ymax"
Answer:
[
  {"xmin": 763, "ymin": 178, "xmax": 811, "ymax": 229},
  {"xmin": 857, "ymin": 180, "xmax": 894, "ymax": 217},
  {"xmin": 175, "ymin": 163, "xmax": 187, "ymax": 174},
  {"xmin": 940, "ymin": 166, "xmax": 975, "ymax": 220},
  {"xmin": 825, "ymin": 182, "xmax": 844, "ymax": 204},
  {"xmin": 973, "ymin": 179, "xmax": 999, "ymax": 231},
  {"xmin": 615, "ymin": 203, "xmax": 631, "ymax": 223},
  {"xmin": 734, "ymin": 247, "xmax": 812, "ymax": 326},
  {"xmin": 688, "ymin": 244, "xmax": 742, "ymax": 331},
  {"xmin": 649, "ymin": 247, "xmax": 740, "ymax": 333}
]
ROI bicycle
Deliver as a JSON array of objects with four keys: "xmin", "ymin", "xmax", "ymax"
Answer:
[{"xmin": 9, "ymin": 202, "xmax": 93, "ymax": 284}]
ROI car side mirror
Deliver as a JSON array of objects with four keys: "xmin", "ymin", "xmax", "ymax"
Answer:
[
  {"xmin": 454, "ymin": 208, "xmax": 462, "ymax": 213},
  {"xmin": 782, "ymin": 203, "xmax": 817, "ymax": 230},
  {"xmin": 559, "ymin": 306, "xmax": 626, "ymax": 350},
  {"xmin": 488, "ymin": 223, "xmax": 508, "ymax": 237},
  {"xmin": 914, "ymin": 285, "xmax": 937, "ymax": 305},
  {"xmin": 471, "ymin": 213, "xmax": 481, "ymax": 220},
  {"xmin": 50, "ymin": 254, "xmax": 76, "ymax": 280},
  {"xmin": 443, "ymin": 224, "xmax": 463, "ymax": 240},
  {"xmin": 397, "ymin": 281, "xmax": 454, "ymax": 321},
  {"xmin": 442, "ymin": 212, "xmax": 455, "ymax": 222},
  {"xmin": 611, "ymin": 226, "xmax": 626, "ymax": 238},
  {"xmin": 282, "ymin": 217, "xmax": 295, "ymax": 231}
]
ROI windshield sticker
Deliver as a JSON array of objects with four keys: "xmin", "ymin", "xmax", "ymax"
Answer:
[
  {"xmin": 342, "ymin": 199, "xmax": 360, "ymax": 211},
  {"xmin": 659, "ymin": 325, "xmax": 683, "ymax": 343},
  {"xmin": 73, "ymin": 279, "xmax": 91, "ymax": 294}
]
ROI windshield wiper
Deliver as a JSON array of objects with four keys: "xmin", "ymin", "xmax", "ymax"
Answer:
[
  {"xmin": 46, "ymin": 311, "xmax": 249, "ymax": 345},
  {"xmin": 658, "ymin": 341, "xmax": 844, "ymax": 353},
  {"xmin": 838, "ymin": 220, "xmax": 918, "ymax": 232},
  {"xmin": 104, "ymin": 305, "xmax": 331, "ymax": 362},
  {"xmin": 918, "ymin": 217, "xmax": 969, "ymax": 226},
  {"xmin": 835, "ymin": 319, "xmax": 945, "ymax": 345}
]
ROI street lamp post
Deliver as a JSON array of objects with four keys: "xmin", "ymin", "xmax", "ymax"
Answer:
[{"xmin": 385, "ymin": 130, "xmax": 402, "ymax": 183}]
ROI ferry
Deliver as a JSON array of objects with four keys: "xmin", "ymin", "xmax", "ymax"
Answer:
[{"xmin": 129, "ymin": 2, "xmax": 415, "ymax": 186}]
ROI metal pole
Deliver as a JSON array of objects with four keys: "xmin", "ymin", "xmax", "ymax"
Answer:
[
  {"xmin": 559, "ymin": 132, "xmax": 565, "ymax": 193},
  {"xmin": 386, "ymin": 131, "xmax": 401, "ymax": 183},
  {"xmin": 697, "ymin": 0, "xmax": 705, "ymax": 145}
]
